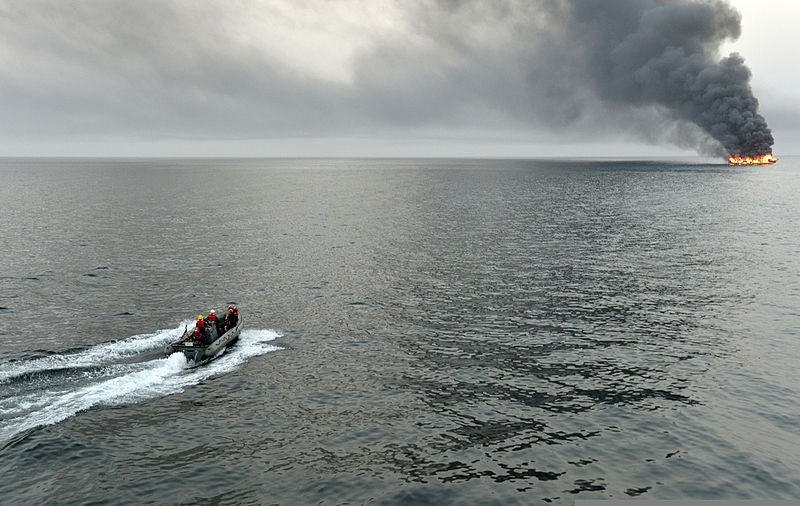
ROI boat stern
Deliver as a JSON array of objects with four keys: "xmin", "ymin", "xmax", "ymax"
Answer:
[{"xmin": 165, "ymin": 341, "xmax": 206, "ymax": 365}]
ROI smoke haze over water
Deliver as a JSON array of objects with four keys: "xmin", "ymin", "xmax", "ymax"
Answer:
[{"xmin": 0, "ymin": 0, "xmax": 774, "ymax": 157}]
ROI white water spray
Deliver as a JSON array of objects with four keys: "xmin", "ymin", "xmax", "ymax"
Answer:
[
  {"xmin": 0, "ymin": 326, "xmax": 282, "ymax": 444},
  {"xmin": 0, "ymin": 322, "xmax": 193, "ymax": 383}
]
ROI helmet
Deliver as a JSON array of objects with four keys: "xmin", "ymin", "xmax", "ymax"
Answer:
[
  {"xmin": 228, "ymin": 307, "xmax": 233, "ymax": 312},
  {"xmin": 210, "ymin": 310, "xmax": 215, "ymax": 314},
  {"xmin": 227, "ymin": 305, "xmax": 233, "ymax": 309},
  {"xmin": 198, "ymin": 315, "xmax": 203, "ymax": 320}
]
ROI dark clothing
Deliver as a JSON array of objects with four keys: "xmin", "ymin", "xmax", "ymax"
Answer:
[{"xmin": 225, "ymin": 311, "xmax": 238, "ymax": 330}]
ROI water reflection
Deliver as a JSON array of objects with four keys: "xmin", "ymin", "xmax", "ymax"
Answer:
[{"xmin": 370, "ymin": 163, "xmax": 737, "ymax": 490}]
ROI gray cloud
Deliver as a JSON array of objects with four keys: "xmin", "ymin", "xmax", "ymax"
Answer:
[{"xmin": 0, "ymin": 0, "xmax": 776, "ymax": 157}]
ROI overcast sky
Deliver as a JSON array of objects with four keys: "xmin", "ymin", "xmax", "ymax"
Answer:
[{"xmin": 0, "ymin": 0, "xmax": 796, "ymax": 157}]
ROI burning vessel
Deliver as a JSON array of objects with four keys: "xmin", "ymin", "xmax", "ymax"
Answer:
[{"xmin": 728, "ymin": 153, "xmax": 778, "ymax": 165}]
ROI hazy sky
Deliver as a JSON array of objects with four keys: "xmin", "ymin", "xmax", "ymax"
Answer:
[{"xmin": 0, "ymin": 0, "xmax": 795, "ymax": 157}]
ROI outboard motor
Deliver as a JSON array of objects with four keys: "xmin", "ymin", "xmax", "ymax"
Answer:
[{"xmin": 185, "ymin": 348, "xmax": 203, "ymax": 363}]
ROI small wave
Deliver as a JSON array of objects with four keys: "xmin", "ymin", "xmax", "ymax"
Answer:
[{"xmin": 0, "ymin": 328, "xmax": 282, "ymax": 443}]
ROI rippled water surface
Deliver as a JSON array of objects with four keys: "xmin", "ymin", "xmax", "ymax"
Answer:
[{"xmin": 1, "ymin": 157, "xmax": 798, "ymax": 504}]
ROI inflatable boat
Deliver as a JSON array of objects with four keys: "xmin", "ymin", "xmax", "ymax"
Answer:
[{"xmin": 164, "ymin": 311, "xmax": 243, "ymax": 366}]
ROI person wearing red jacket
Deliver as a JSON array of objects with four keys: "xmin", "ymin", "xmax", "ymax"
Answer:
[
  {"xmin": 193, "ymin": 314, "xmax": 206, "ymax": 342},
  {"xmin": 225, "ymin": 305, "xmax": 238, "ymax": 331}
]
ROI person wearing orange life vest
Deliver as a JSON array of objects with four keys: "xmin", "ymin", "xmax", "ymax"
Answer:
[
  {"xmin": 225, "ymin": 305, "xmax": 238, "ymax": 331},
  {"xmin": 192, "ymin": 314, "xmax": 206, "ymax": 342},
  {"xmin": 207, "ymin": 310, "xmax": 218, "ymax": 339}
]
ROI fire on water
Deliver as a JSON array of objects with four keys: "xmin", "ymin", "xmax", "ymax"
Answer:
[{"xmin": 728, "ymin": 153, "xmax": 778, "ymax": 165}]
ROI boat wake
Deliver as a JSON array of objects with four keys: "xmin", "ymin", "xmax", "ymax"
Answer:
[{"xmin": 0, "ymin": 325, "xmax": 282, "ymax": 444}]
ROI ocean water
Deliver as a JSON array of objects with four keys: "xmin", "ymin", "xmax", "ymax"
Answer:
[{"xmin": 0, "ymin": 157, "xmax": 798, "ymax": 504}]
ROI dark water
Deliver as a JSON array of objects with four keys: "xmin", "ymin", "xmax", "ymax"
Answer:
[{"xmin": 1, "ymin": 157, "xmax": 798, "ymax": 504}]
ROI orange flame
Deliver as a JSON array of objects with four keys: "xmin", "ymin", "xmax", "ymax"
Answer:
[{"xmin": 728, "ymin": 153, "xmax": 778, "ymax": 165}]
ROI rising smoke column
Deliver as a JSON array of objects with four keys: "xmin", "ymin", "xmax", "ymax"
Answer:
[
  {"xmin": 567, "ymin": 0, "xmax": 774, "ymax": 158},
  {"xmin": 0, "ymin": 0, "xmax": 775, "ymax": 157},
  {"xmin": 358, "ymin": 0, "xmax": 774, "ymax": 158}
]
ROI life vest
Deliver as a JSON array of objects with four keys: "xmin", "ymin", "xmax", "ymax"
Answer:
[
  {"xmin": 227, "ymin": 308, "xmax": 238, "ymax": 326},
  {"xmin": 196, "ymin": 319, "xmax": 206, "ymax": 330},
  {"xmin": 208, "ymin": 313, "xmax": 217, "ymax": 322}
]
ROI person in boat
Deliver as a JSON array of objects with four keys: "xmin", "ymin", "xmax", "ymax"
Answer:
[
  {"xmin": 193, "ymin": 314, "xmax": 206, "ymax": 342},
  {"xmin": 207, "ymin": 310, "xmax": 219, "ymax": 340},
  {"xmin": 225, "ymin": 305, "xmax": 238, "ymax": 331}
]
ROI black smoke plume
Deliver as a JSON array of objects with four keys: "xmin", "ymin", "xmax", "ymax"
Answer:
[
  {"xmin": 366, "ymin": 0, "xmax": 774, "ymax": 158},
  {"xmin": 568, "ymin": 0, "xmax": 774, "ymax": 157},
  {"xmin": 0, "ymin": 0, "xmax": 775, "ymax": 158}
]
